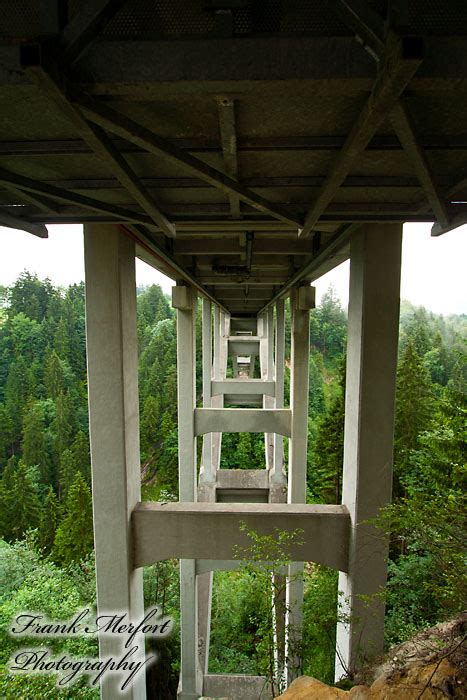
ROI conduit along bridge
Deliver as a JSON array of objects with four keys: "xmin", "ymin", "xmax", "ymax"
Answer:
[{"xmin": 1, "ymin": 1, "xmax": 466, "ymax": 697}]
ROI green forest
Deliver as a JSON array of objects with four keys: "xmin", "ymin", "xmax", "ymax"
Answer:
[{"xmin": 0, "ymin": 271, "xmax": 465, "ymax": 698}]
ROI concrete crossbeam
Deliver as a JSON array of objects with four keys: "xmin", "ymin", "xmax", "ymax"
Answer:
[
  {"xmin": 212, "ymin": 379, "xmax": 276, "ymax": 397},
  {"xmin": 203, "ymin": 674, "xmax": 272, "ymax": 699},
  {"xmin": 132, "ymin": 502, "xmax": 350, "ymax": 571},
  {"xmin": 194, "ymin": 408, "xmax": 291, "ymax": 437},
  {"xmin": 216, "ymin": 469, "xmax": 269, "ymax": 489},
  {"xmin": 228, "ymin": 337, "xmax": 260, "ymax": 355}
]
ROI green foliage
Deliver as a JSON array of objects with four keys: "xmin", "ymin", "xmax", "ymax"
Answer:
[
  {"xmin": 0, "ymin": 459, "xmax": 42, "ymax": 541},
  {"xmin": 309, "ymin": 287, "xmax": 347, "ymax": 360},
  {"xmin": 394, "ymin": 337, "xmax": 435, "ymax": 497},
  {"xmin": 22, "ymin": 400, "xmax": 50, "ymax": 483},
  {"xmin": 302, "ymin": 566, "xmax": 340, "ymax": 684},
  {"xmin": 0, "ymin": 538, "xmax": 97, "ymax": 698},
  {"xmin": 38, "ymin": 487, "xmax": 61, "ymax": 555},
  {"xmin": 219, "ymin": 432, "xmax": 265, "ymax": 470},
  {"xmin": 378, "ymin": 375, "xmax": 466, "ymax": 645},
  {"xmin": 232, "ymin": 524, "xmax": 305, "ymax": 695},
  {"xmin": 308, "ymin": 358, "xmax": 345, "ymax": 503},
  {"xmin": 53, "ymin": 473, "xmax": 94, "ymax": 566}
]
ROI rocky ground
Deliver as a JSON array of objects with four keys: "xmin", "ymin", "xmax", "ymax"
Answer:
[{"xmin": 278, "ymin": 615, "xmax": 466, "ymax": 699}]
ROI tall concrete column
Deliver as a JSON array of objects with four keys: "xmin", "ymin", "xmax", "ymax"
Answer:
[
  {"xmin": 335, "ymin": 224, "xmax": 402, "ymax": 679},
  {"xmin": 173, "ymin": 284, "xmax": 201, "ymax": 699},
  {"xmin": 286, "ymin": 286, "xmax": 312, "ymax": 684},
  {"xmin": 201, "ymin": 298, "xmax": 214, "ymax": 483},
  {"xmin": 198, "ymin": 297, "xmax": 214, "ymax": 676},
  {"xmin": 273, "ymin": 299, "xmax": 285, "ymax": 484},
  {"xmin": 84, "ymin": 224, "xmax": 145, "ymax": 700}
]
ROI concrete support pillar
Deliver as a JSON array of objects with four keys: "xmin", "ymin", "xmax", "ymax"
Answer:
[
  {"xmin": 84, "ymin": 224, "xmax": 145, "ymax": 700},
  {"xmin": 212, "ymin": 308, "xmax": 228, "ymax": 472},
  {"xmin": 273, "ymin": 300, "xmax": 285, "ymax": 484},
  {"xmin": 173, "ymin": 284, "xmax": 201, "ymax": 699},
  {"xmin": 201, "ymin": 298, "xmax": 214, "ymax": 483},
  {"xmin": 286, "ymin": 286, "xmax": 311, "ymax": 684},
  {"xmin": 198, "ymin": 297, "xmax": 214, "ymax": 676},
  {"xmin": 335, "ymin": 224, "xmax": 402, "ymax": 679}
]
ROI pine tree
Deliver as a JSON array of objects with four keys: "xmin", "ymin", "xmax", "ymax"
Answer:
[
  {"xmin": 308, "ymin": 354, "xmax": 325, "ymax": 421},
  {"xmin": 44, "ymin": 348, "xmax": 67, "ymax": 399},
  {"xmin": 140, "ymin": 394, "xmax": 161, "ymax": 465},
  {"xmin": 0, "ymin": 459, "xmax": 42, "ymax": 541},
  {"xmin": 52, "ymin": 391, "xmax": 75, "ymax": 460},
  {"xmin": 4, "ymin": 356, "xmax": 33, "ymax": 443},
  {"xmin": 38, "ymin": 486, "xmax": 61, "ymax": 554},
  {"xmin": 58, "ymin": 448, "xmax": 76, "ymax": 500},
  {"xmin": 394, "ymin": 337, "xmax": 434, "ymax": 497},
  {"xmin": 71, "ymin": 430, "xmax": 91, "ymax": 483},
  {"xmin": 22, "ymin": 400, "xmax": 49, "ymax": 483},
  {"xmin": 53, "ymin": 472, "xmax": 94, "ymax": 565},
  {"xmin": 309, "ymin": 360, "xmax": 345, "ymax": 504}
]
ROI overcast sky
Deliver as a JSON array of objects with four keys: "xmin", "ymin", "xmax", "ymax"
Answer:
[{"xmin": 0, "ymin": 222, "xmax": 466, "ymax": 315}]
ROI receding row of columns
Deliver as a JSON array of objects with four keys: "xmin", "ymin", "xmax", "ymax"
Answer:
[{"xmin": 83, "ymin": 222, "xmax": 402, "ymax": 698}]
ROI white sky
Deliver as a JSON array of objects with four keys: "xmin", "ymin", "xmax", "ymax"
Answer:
[{"xmin": 0, "ymin": 222, "xmax": 466, "ymax": 315}]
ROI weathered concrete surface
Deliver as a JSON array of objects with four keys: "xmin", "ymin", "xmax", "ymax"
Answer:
[
  {"xmin": 203, "ymin": 673, "xmax": 272, "ymax": 699},
  {"xmin": 336, "ymin": 225, "xmax": 402, "ymax": 678},
  {"xmin": 84, "ymin": 224, "xmax": 145, "ymax": 700},
  {"xmin": 194, "ymin": 407, "xmax": 292, "ymax": 437},
  {"xmin": 132, "ymin": 502, "xmax": 350, "ymax": 570}
]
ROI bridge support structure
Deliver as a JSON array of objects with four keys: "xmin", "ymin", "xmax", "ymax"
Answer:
[{"xmin": 83, "ymin": 222, "xmax": 402, "ymax": 699}]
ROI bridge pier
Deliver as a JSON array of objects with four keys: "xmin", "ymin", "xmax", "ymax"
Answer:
[{"xmin": 83, "ymin": 222, "xmax": 402, "ymax": 699}]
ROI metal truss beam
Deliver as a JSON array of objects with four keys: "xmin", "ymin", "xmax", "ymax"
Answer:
[
  {"xmin": 78, "ymin": 97, "xmax": 303, "ymax": 229},
  {"xmin": 217, "ymin": 97, "xmax": 241, "ymax": 218},
  {"xmin": 333, "ymin": 0, "xmax": 385, "ymax": 60},
  {"xmin": 431, "ymin": 211, "xmax": 467, "ymax": 237},
  {"xmin": 0, "ymin": 166, "xmax": 157, "ymax": 229},
  {"xmin": 299, "ymin": 35, "xmax": 423, "ymax": 238},
  {"xmin": 19, "ymin": 61, "xmax": 176, "ymax": 238},
  {"xmin": 0, "ymin": 211, "xmax": 48, "ymax": 238},
  {"xmin": 60, "ymin": 0, "xmax": 129, "ymax": 65},
  {"xmin": 391, "ymin": 100, "xmax": 450, "ymax": 227},
  {"xmin": 2, "ymin": 135, "xmax": 467, "ymax": 157}
]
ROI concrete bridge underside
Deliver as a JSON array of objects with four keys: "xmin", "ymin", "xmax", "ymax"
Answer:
[{"xmin": 1, "ymin": 2, "xmax": 466, "ymax": 697}]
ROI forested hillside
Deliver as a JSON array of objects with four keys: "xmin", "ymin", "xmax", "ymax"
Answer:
[{"xmin": 0, "ymin": 272, "xmax": 465, "ymax": 697}]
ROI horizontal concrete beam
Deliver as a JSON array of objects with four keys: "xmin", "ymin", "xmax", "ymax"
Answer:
[
  {"xmin": 194, "ymin": 408, "xmax": 291, "ymax": 436},
  {"xmin": 212, "ymin": 379, "xmax": 276, "ymax": 397},
  {"xmin": 224, "ymin": 395, "xmax": 263, "ymax": 407},
  {"xmin": 230, "ymin": 319, "xmax": 258, "ymax": 333},
  {"xmin": 216, "ymin": 469, "xmax": 269, "ymax": 489},
  {"xmin": 228, "ymin": 337, "xmax": 260, "ymax": 355},
  {"xmin": 203, "ymin": 674, "xmax": 272, "ymax": 700},
  {"xmin": 132, "ymin": 502, "xmax": 350, "ymax": 571},
  {"xmin": 196, "ymin": 560, "xmax": 241, "ymax": 575}
]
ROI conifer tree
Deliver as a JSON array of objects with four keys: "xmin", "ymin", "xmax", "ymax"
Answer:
[
  {"xmin": 38, "ymin": 486, "xmax": 61, "ymax": 554},
  {"xmin": 309, "ymin": 358, "xmax": 345, "ymax": 503},
  {"xmin": 394, "ymin": 337, "xmax": 434, "ymax": 497},
  {"xmin": 22, "ymin": 400, "xmax": 49, "ymax": 483},
  {"xmin": 71, "ymin": 430, "xmax": 91, "ymax": 483},
  {"xmin": 141, "ymin": 394, "xmax": 161, "ymax": 466},
  {"xmin": 52, "ymin": 391, "xmax": 75, "ymax": 460},
  {"xmin": 4, "ymin": 357, "xmax": 33, "ymax": 442},
  {"xmin": 53, "ymin": 472, "xmax": 94, "ymax": 565},
  {"xmin": 0, "ymin": 459, "xmax": 42, "ymax": 541},
  {"xmin": 44, "ymin": 348, "xmax": 67, "ymax": 399},
  {"xmin": 58, "ymin": 448, "xmax": 76, "ymax": 500}
]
